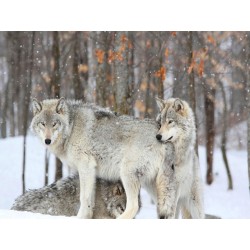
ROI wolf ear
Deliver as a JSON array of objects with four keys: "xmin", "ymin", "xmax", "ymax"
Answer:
[
  {"xmin": 173, "ymin": 98, "xmax": 184, "ymax": 112},
  {"xmin": 56, "ymin": 97, "xmax": 66, "ymax": 114},
  {"xmin": 32, "ymin": 98, "xmax": 42, "ymax": 115},
  {"xmin": 155, "ymin": 97, "xmax": 165, "ymax": 111}
]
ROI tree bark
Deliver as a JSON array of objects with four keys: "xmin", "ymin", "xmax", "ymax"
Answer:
[
  {"xmin": 72, "ymin": 32, "xmax": 84, "ymax": 100},
  {"xmin": 187, "ymin": 31, "xmax": 198, "ymax": 154},
  {"xmin": 204, "ymin": 81, "xmax": 216, "ymax": 185},
  {"xmin": 6, "ymin": 32, "xmax": 17, "ymax": 137},
  {"xmin": 218, "ymin": 80, "xmax": 233, "ymax": 190},
  {"xmin": 22, "ymin": 32, "xmax": 35, "ymax": 194},
  {"xmin": 113, "ymin": 31, "xmax": 129, "ymax": 114},
  {"xmin": 51, "ymin": 31, "xmax": 63, "ymax": 181},
  {"xmin": 247, "ymin": 32, "xmax": 250, "ymax": 194},
  {"xmin": 248, "ymin": 77, "xmax": 250, "ymax": 194},
  {"xmin": 95, "ymin": 32, "xmax": 110, "ymax": 106},
  {"xmin": 1, "ymin": 81, "xmax": 8, "ymax": 138}
]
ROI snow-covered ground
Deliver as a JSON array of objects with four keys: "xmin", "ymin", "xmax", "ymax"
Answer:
[
  {"xmin": 0, "ymin": 135, "xmax": 249, "ymax": 219},
  {"xmin": 0, "ymin": 135, "xmax": 249, "ymax": 250}
]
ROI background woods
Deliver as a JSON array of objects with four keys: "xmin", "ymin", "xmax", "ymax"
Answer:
[{"xmin": 0, "ymin": 31, "xmax": 249, "ymax": 192}]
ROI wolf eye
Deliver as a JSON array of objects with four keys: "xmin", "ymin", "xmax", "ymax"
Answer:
[
  {"xmin": 52, "ymin": 122, "xmax": 57, "ymax": 127},
  {"xmin": 168, "ymin": 120, "xmax": 173, "ymax": 124},
  {"xmin": 40, "ymin": 122, "xmax": 45, "ymax": 127}
]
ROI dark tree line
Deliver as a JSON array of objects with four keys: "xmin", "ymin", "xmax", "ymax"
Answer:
[{"xmin": 0, "ymin": 31, "xmax": 248, "ymax": 192}]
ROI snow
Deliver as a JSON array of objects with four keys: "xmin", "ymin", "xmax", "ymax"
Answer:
[
  {"xmin": 0, "ymin": 134, "xmax": 248, "ymax": 250},
  {"xmin": 0, "ymin": 135, "xmax": 249, "ymax": 219}
]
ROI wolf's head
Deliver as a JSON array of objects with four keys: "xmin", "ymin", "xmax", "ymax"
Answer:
[
  {"xmin": 155, "ymin": 97, "xmax": 195, "ymax": 144},
  {"xmin": 30, "ymin": 97, "xmax": 70, "ymax": 147}
]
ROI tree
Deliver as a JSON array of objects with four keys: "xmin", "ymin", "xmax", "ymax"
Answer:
[
  {"xmin": 22, "ymin": 32, "xmax": 35, "ymax": 193},
  {"xmin": 95, "ymin": 31, "xmax": 111, "ymax": 106},
  {"xmin": 113, "ymin": 32, "xmax": 130, "ymax": 114},
  {"xmin": 51, "ymin": 31, "xmax": 63, "ymax": 181},
  {"xmin": 247, "ymin": 32, "xmax": 250, "ymax": 194},
  {"xmin": 218, "ymin": 80, "xmax": 233, "ymax": 190},
  {"xmin": 187, "ymin": 31, "xmax": 198, "ymax": 154},
  {"xmin": 72, "ymin": 32, "xmax": 84, "ymax": 100}
]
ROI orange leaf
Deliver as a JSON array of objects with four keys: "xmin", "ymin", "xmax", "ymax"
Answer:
[
  {"xmin": 154, "ymin": 66, "xmax": 166, "ymax": 81},
  {"xmin": 165, "ymin": 48, "xmax": 169, "ymax": 59},
  {"xmin": 116, "ymin": 52, "xmax": 123, "ymax": 61},
  {"xmin": 140, "ymin": 82, "xmax": 147, "ymax": 91},
  {"xmin": 108, "ymin": 50, "xmax": 123, "ymax": 63},
  {"xmin": 207, "ymin": 35, "xmax": 216, "ymax": 46},
  {"xmin": 171, "ymin": 31, "xmax": 177, "ymax": 37},
  {"xmin": 121, "ymin": 34, "xmax": 128, "ymax": 43},
  {"xmin": 108, "ymin": 50, "xmax": 115, "ymax": 63},
  {"xmin": 95, "ymin": 49, "xmax": 105, "ymax": 64},
  {"xmin": 198, "ymin": 59, "xmax": 204, "ymax": 77},
  {"xmin": 188, "ymin": 61, "xmax": 195, "ymax": 74},
  {"xmin": 146, "ymin": 40, "xmax": 151, "ymax": 48},
  {"xmin": 78, "ymin": 64, "xmax": 88, "ymax": 73}
]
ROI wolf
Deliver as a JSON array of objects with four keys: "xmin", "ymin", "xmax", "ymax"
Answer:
[
  {"xmin": 155, "ymin": 97, "xmax": 204, "ymax": 219},
  {"xmin": 11, "ymin": 174, "xmax": 129, "ymax": 219},
  {"xmin": 31, "ymin": 98, "xmax": 175, "ymax": 219}
]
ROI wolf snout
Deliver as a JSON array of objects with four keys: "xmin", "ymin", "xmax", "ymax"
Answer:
[
  {"xmin": 45, "ymin": 139, "xmax": 51, "ymax": 145},
  {"xmin": 156, "ymin": 134, "xmax": 162, "ymax": 141}
]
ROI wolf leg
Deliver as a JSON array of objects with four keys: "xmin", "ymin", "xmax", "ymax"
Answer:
[
  {"xmin": 77, "ymin": 161, "xmax": 96, "ymax": 219},
  {"xmin": 118, "ymin": 172, "xmax": 140, "ymax": 219},
  {"xmin": 189, "ymin": 191, "xmax": 205, "ymax": 219},
  {"xmin": 183, "ymin": 182, "xmax": 204, "ymax": 219},
  {"xmin": 156, "ymin": 169, "xmax": 178, "ymax": 219},
  {"xmin": 181, "ymin": 204, "xmax": 192, "ymax": 219},
  {"xmin": 175, "ymin": 200, "xmax": 182, "ymax": 219}
]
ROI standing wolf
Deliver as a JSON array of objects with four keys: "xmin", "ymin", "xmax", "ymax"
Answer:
[
  {"xmin": 31, "ymin": 98, "xmax": 175, "ymax": 219},
  {"xmin": 155, "ymin": 97, "xmax": 204, "ymax": 219},
  {"xmin": 11, "ymin": 174, "xmax": 128, "ymax": 219}
]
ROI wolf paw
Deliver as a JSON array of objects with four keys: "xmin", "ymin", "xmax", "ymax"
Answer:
[
  {"xmin": 157, "ymin": 206, "xmax": 175, "ymax": 219},
  {"xmin": 77, "ymin": 209, "xmax": 93, "ymax": 219}
]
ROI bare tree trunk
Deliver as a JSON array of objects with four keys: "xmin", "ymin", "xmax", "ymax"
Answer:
[
  {"xmin": 127, "ymin": 32, "xmax": 135, "ymax": 116},
  {"xmin": 1, "ymin": 82, "xmax": 8, "ymax": 138},
  {"xmin": 22, "ymin": 32, "xmax": 35, "ymax": 194},
  {"xmin": 51, "ymin": 31, "xmax": 63, "ymax": 181},
  {"xmin": 95, "ymin": 32, "xmax": 110, "ymax": 106},
  {"xmin": 51, "ymin": 31, "xmax": 60, "ymax": 98},
  {"xmin": 81, "ymin": 32, "xmax": 89, "ymax": 97},
  {"xmin": 247, "ymin": 32, "xmax": 250, "ymax": 194},
  {"xmin": 204, "ymin": 82, "xmax": 216, "ymax": 185},
  {"xmin": 6, "ymin": 32, "xmax": 17, "ymax": 137},
  {"xmin": 218, "ymin": 80, "xmax": 233, "ymax": 190},
  {"xmin": 145, "ymin": 69, "xmax": 151, "ymax": 118},
  {"xmin": 187, "ymin": 31, "xmax": 198, "ymax": 154},
  {"xmin": 248, "ymin": 79, "xmax": 250, "ymax": 194},
  {"xmin": 113, "ymin": 31, "xmax": 129, "ymax": 114},
  {"xmin": 72, "ymin": 32, "xmax": 84, "ymax": 100}
]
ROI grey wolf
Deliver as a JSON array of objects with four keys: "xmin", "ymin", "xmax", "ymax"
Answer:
[
  {"xmin": 30, "ymin": 98, "xmax": 175, "ymax": 219},
  {"xmin": 155, "ymin": 97, "xmax": 204, "ymax": 219},
  {"xmin": 11, "ymin": 174, "xmax": 129, "ymax": 219}
]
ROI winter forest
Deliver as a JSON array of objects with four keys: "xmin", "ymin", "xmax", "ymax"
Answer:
[{"xmin": 0, "ymin": 31, "xmax": 249, "ymax": 219}]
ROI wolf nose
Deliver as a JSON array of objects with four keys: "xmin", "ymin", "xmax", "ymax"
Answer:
[
  {"xmin": 156, "ymin": 134, "xmax": 162, "ymax": 141},
  {"xmin": 45, "ymin": 139, "xmax": 51, "ymax": 145}
]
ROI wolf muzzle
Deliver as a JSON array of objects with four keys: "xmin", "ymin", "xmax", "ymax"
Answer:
[
  {"xmin": 156, "ymin": 134, "xmax": 162, "ymax": 141},
  {"xmin": 45, "ymin": 139, "xmax": 51, "ymax": 145}
]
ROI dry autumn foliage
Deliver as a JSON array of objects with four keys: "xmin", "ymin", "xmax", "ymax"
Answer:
[
  {"xmin": 95, "ymin": 49, "xmax": 105, "ymax": 64},
  {"xmin": 154, "ymin": 66, "xmax": 166, "ymax": 81}
]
